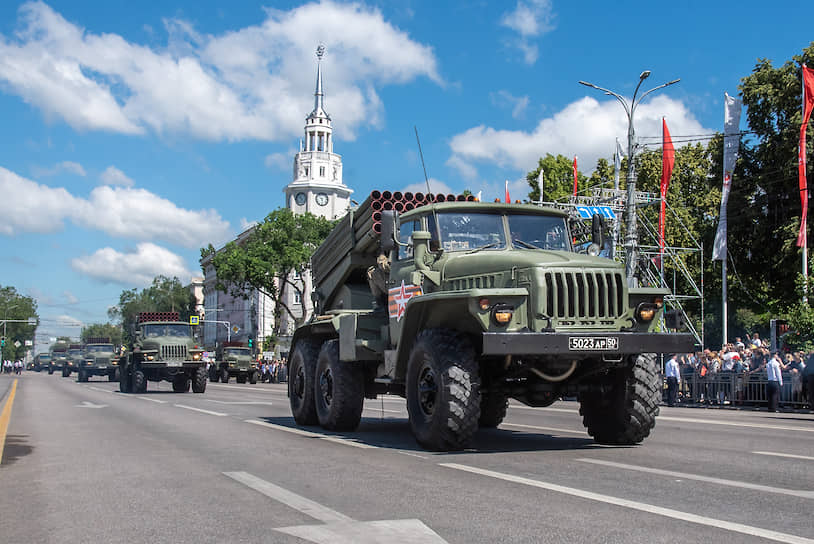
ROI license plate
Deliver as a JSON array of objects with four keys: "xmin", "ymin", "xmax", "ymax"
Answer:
[
  {"xmin": 166, "ymin": 361, "xmax": 182, "ymax": 367},
  {"xmin": 568, "ymin": 336, "xmax": 619, "ymax": 351}
]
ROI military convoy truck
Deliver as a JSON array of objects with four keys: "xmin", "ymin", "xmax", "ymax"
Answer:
[
  {"xmin": 288, "ymin": 190, "xmax": 695, "ymax": 451},
  {"xmin": 62, "ymin": 343, "xmax": 84, "ymax": 377},
  {"xmin": 77, "ymin": 337, "xmax": 118, "ymax": 382},
  {"xmin": 119, "ymin": 312, "xmax": 207, "ymax": 394},
  {"xmin": 208, "ymin": 341, "xmax": 259, "ymax": 384},
  {"xmin": 33, "ymin": 353, "xmax": 51, "ymax": 372},
  {"xmin": 49, "ymin": 341, "xmax": 69, "ymax": 375}
]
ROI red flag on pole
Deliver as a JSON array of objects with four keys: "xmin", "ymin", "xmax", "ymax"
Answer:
[
  {"xmin": 797, "ymin": 65, "xmax": 814, "ymax": 247},
  {"xmin": 659, "ymin": 118, "xmax": 675, "ymax": 254},
  {"xmin": 572, "ymin": 156, "xmax": 578, "ymax": 196},
  {"xmin": 505, "ymin": 179, "xmax": 510, "ymax": 203}
]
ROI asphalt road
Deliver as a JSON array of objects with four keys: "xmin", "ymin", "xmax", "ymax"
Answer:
[{"xmin": 1, "ymin": 371, "xmax": 812, "ymax": 544}]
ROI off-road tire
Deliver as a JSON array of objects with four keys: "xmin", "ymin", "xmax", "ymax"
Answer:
[
  {"xmin": 108, "ymin": 369, "xmax": 118, "ymax": 382},
  {"xmin": 579, "ymin": 353, "xmax": 660, "ymax": 445},
  {"xmin": 62, "ymin": 367, "xmax": 70, "ymax": 377},
  {"xmin": 479, "ymin": 392, "xmax": 509, "ymax": 428},
  {"xmin": 406, "ymin": 329, "xmax": 481, "ymax": 451},
  {"xmin": 314, "ymin": 340, "xmax": 364, "ymax": 431},
  {"xmin": 220, "ymin": 368, "xmax": 229, "ymax": 384},
  {"xmin": 192, "ymin": 367, "xmax": 207, "ymax": 393},
  {"xmin": 173, "ymin": 374, "xmax": 190, "ymax": 393},
  {"xmin": 78, "ymin": 370, "xmax": 88, "ymax": 383},
  {"xmin": 237, "ymin": 374, "xmax": 247, "ymax": 384},
  {"xmin": 208, "ymin": 367, "xmax": 218, "ymax": 382},
  {"xmin": 120, "ymin": 367, "xmax": 131, "ymax": 393},
  {"xmin": 249, "ymin": 371, "xmax": 258, "ymax": 384},
  {"xmin": 48, "ymin": 366, "xmax": 54, "ymax": 375},
  {"xmin": 133, "ymin": 370, "xmax": 147, "ymax": 394},
  {"xmin": 289, "ymin": 339, "xmax": 320, "ymax": 425}
]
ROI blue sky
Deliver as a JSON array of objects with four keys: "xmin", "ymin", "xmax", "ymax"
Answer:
[{"xmin": 0, "ymin": 0, "xmax": 810, "ymax": 348}]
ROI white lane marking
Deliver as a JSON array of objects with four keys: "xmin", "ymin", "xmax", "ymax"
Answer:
[
  {"xmin": 753, "ymin": 451, "xmax": 814, "ymax": 461},
  {"xmin": 223, "ymin": 471, "xmax": 352, "ymax": 523},
  {"xmin": 245, "ymin": 419, "xmax": 376, "ymax": 449},
  {"xmin": 207, "ymin": 383, "xmax": 283, "ymax": 393},
  {"xmin": 88, "ymin": 386, "xmax": 114, "ymax": 393},
  {"xmin": 577, "ymin": 458, "xmax": 814, "ymax": 500},
  {"xmin": 509, "ymin": 405, "xmax": 576, "ymax": 414},
  {"xmin": 440, "ymin": 463, "xmax": 814, "ymax": 544},
  {"xmin": 502, "ymin": 422, "xmax": 587, "ymax": 436},
  {"xmin": 75, "ymin": 401, "xmax": 107, "ymax": 409},
  {"xmin": 658, "ymin": 415, "xmax": 814, "ymax": 433},
  {"xmin": 174, "ymin": 404, "xmax": 227, "ymax": 416},
  {"xmin": 224, "ymin": 471, "xmax": 448, "ymax": 543},
  {"xmin": 362, "ymin": 407, "xmax": 403, "ymax": 414},
  {"xmin": 205, "ymin": 400, "xmax": 275, "ymax": 405},
  {"xmin": 137, "ymin": 396, "xmax": 167, "ymax": 404}
]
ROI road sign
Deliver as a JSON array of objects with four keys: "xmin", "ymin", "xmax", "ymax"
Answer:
[
  {"xmin": 576, "ymin": 205, "xmax": 616, "ymax": 219},
  {"xmin": 232, "ymin": 325, "xmax": 240, "ymax": 334},
  {"xmin": 189, "ymin": 315, "xmax": 200, "ymax": 325},
  {"xmin": 24, "ymin": 340, "xmax": 33, "ymax": 347},
  {"xmin": 14, "ymin": 340, "xmax": 21, "ymax": 348}
]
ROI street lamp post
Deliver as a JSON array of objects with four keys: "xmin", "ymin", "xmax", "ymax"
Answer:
[{"xmin": 579, "ymin": 72, "xmax": 680, "ymax": 286}]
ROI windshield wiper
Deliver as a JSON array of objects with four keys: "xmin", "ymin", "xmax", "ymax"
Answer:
[
  {"xmin": 467, "ymin": 242, "xmax": 498, "ymax": 254},
  {"xmin": 512, "ymin": 239, "xmax": 541, "ymax": 249}
]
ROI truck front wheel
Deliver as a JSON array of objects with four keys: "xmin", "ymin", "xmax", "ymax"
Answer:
[
  {"xmin": 133, "ymin": 370, "xmax": 147, "ymax": 394},
  {"xmin": 173, "ymin": 374, "xmax": 190, "ymax": 393},
  {"xmin": 220, "ymin": 368, "xmax": 229, "ymax": 384},
  {"xmin": 192, "ymin": 367, "xmax": 207, "ymax": 393},
  {"xmin": 315, "ymin": 340, "xmax": 364, "ymax": 431},
  {"xmin": 249, "ymin": 371, "xmax": 258, "ymax": 384},
  {"xmin": 289, "ymin": 339, "xmax": 320, "ymax": 425},
  {"xmin": 406, "ymin": 329, "xmax": 481, "ymax": 451},
  {"xmin": 579, "ymin": 353, "xmax": 660, "ymax": 445}
]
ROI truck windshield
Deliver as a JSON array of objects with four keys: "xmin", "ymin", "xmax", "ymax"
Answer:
[
  {"xmin": 224, "ymin": 348, "xmax": 250, "ymax": 356},
  {"xmin": 86, "ymin": 345, "xmax": 113, "ymax": 353},
  {"xmin": 142, "ymin": 324, "xmax": 192, "ymax": 338},
  {"xmin": 506, "ymin": 213, "xmax": 571, "ymax": 251},
  {"xmin": 428, "ymin": 212, "xmax": 507, "ymax": 252},
  {"xmin": 69, "ymin": 349, "xmax": 82, "ymax": 356}
]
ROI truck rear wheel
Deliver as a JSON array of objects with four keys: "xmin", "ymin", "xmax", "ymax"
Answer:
[
  {"xmin": 192, "ymin": 367, "xmax": 207, "ymax": 393},
  {"xmin": 315, "ymin": 340, "xmax": 364, "ymax": 431},
  {"xmin": 479, "ymin": 392, "xmax": 509, "ymax": 428},
  {"xmin": 406, "ymin": 329, "xmax": 480, "ymax": 451},
  {"xmin": 133, "ymin": 370, "xmax": 147, "ymax": 394},
  {"xmin": 579, "ymin": 353, "xmax": 660, "ymax": 445},
  {"xmin": 220, "ymin": 368, "xmax": 229, "ymax": 384},
  {"xmin": 289, "ymin": 339, "xmax": 320, "ymax": 425},
  {"xmin": 173, "ymin": 374, "xmax": 190, "ymax": 393}
]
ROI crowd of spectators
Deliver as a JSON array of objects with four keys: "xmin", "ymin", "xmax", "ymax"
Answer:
[
  {"xmin": 669, "ymin": 332, "xmax": 814, "ymax": 411},
  {"xmin": 259, "ymin": 358, "xmax": 287, "ymax": 383}
]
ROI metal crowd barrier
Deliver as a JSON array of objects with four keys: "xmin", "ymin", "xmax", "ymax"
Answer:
[{"xmin": 665, "ymin": 371, "xmax": 810, "ymax": 408}]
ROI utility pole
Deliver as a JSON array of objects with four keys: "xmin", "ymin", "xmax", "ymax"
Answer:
[{"xmin": 580, "ymin": 72, "xmax": 680, "ymax": 286}]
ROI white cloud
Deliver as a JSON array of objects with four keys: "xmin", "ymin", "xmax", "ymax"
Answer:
[
  {"xmin": 500, "ymin": 0, "xmax": 555, "ymax": 64},
  {"xmin": 0, "ymin": 1, "xmax": 441, "ymax": 142},
  {"xmin": 401, "ymin": 178, "xmax": 454, "ymax": 197},
  {"xmin": 71, "ymin": 242, "xmax": 193, "ymax": 285},
  {"xmin": 239, "ymin": 218, "xmax": 258, "ymax": 231},
  {"xmin": 0, "ymin": 166, "xmax": 231, "ymax": 247},
  {"xmin": 53, "ymin": 314, "xmax": 83, "ymax": 328},
  {"xmin": 264, "ymin": 151, "xmax": 292, "ymax": 171},
  {"xmin": 490, "ymin": 90, "xmax": 530, "ymax": 120},
  {"xmin": 63, "ymin": 291, "xmax": 78, "ymax": 304},
  {"xmin": 448, "ymin": 95, "xmax": 710, "ymax": 178},
  {"xmin": 99, "ymin": 166, "xmax": 134, "ymax": 187},
  {"xmin": 31, "ymin": 160, "xmax": 86, "ymax": 178}
]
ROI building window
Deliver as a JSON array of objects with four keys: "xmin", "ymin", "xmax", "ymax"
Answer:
[
  {"xmin": 319, "ymin": 166, "xmax": 325, "ymax": 177},
  {"xmin": 294, "ymin": 291, "xmax": 302, "ymax": 305},
  {"xmin": 304, "ymin": 166, "xmax": 310, "ymax": 177}
]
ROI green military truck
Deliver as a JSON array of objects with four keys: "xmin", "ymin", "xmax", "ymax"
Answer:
[
  {"xmin": 288, "ymin": 191, "xmax": 695, "ymax": 451},
  {"xmin": 119, "ymin": 312, "xmax": 207, "ymax": 394},
  {"xmin": 49, "ymin": 342, "xmax": 69, "ymax": 375},
  {"xmin": 33, "ymin": 353, "xmax": 51, "ymax": 372},
  {"xmin": 62, "ymin": 343, "xmax": 84, "ymax": 377},
  {"xmin": 209, "ymin": 341, "xmax": 259, "ymax": 384},
  {"xmin": 77, "ymin": 337, "xmax": 119, "ymax": 382}
]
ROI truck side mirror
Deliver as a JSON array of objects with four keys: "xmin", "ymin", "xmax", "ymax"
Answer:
[
  {"xmin": 380, "ymin": 210, "xmax": 398, "ymax": 253},
  {"xmin": 591, "ymin": 214, "xmax": 605, "ymax": 247}
]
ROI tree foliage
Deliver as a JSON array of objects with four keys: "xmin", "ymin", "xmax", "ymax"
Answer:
[
  {"xmin": 108, "ymin": 275, "xmax": 196, "ymax": 344},
  {"xmin": 526, "ymin": 153, "xmax": 588, "ymax": 203},
  {"xmin": 201, "ymin": 208, "xmax": 335, "ymax": 335},
  {"xmin": 0, "ymin": 285, "xmax": 38, "ymax": 360},
  {"xmin": 81, "ymin": 323, "xmax": 123, "ymax": 347}
]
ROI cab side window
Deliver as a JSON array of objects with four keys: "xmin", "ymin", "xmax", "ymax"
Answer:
[{"xmin": 399, "ymin": 219, "xmax": 419, "ymax": 260}]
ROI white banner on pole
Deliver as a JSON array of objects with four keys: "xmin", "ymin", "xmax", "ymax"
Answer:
[{"xmin": 713, "ymin": 93, "xmax": 742, "ymax": 261}]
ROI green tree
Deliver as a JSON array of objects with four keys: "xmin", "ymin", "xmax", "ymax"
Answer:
[
  {"xmin": 0, "ymin": 285, "xmax": 38, "ymax": 361},
  {"xmin": 81, "ymin": 323, "xmax": 123, "ymax": 347},
  {"xmin": 201, "ymin": 208, "xmax": 334, "ymax": 336},
  {"xmin": 526, "ymin": 153, "xmax": 587, "ymax": 202},
  {"xmin": 108, "ymin": 276, "xmax": 196, "ymax": 344}
]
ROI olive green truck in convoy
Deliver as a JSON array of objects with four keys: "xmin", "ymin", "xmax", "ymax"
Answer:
[
  {"xmin": 208, "ymin": 341, "xmax": 259, "ymax": 384},
  {"xmin": 288, "ymin": 191, "xmax": 694, "ymax": 451},
  {"xmin": 77, "ymin": 337, "xmax": 118, "ymax": 382}
]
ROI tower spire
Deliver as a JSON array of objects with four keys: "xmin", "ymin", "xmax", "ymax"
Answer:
[{"xmin": 313, "ymin": 45, "xmax": 326, "ymax": 116}]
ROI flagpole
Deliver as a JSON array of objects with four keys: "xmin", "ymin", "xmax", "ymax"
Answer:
[
  {"xmin": 804, "ymin": 64, "xmax": 808, "ymax": 305},
  {"xmin": 722, "ymin": 253, "xmax": 728, "ymax": 346}
]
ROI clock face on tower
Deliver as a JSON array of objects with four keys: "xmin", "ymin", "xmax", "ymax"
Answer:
[
  {"xmin": 295, "ymin": 192, "xmax": 306, "ymax": 206},
  {"xmin": 316, "ymin": 193, "xmax": 329, "ymax": 206}
]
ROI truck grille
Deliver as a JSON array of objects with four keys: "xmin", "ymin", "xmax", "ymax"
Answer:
[
  {"xmin": 449, "ymin": 274, "xmax": 499, "ymax": 290},
  {"xmin": 543, "ymin": 270, "xmax": 625, "ymax": 319},
  {"xmin": 161, "ymin": 345, "xmax": 188, "ymax": 360}
]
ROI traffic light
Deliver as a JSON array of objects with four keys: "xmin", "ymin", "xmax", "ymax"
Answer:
[
  {"xmin": 248, "ymin": 337, "xmax": 253, "ymax": 349},
  {"xmin": 0, "ymin": 336, "xmax": 5, "ymax": 347}
]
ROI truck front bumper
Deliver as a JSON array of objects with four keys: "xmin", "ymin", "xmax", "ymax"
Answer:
[{"xmin": 482, "ymin": 331, "xmax": 696, "ymax": 356}]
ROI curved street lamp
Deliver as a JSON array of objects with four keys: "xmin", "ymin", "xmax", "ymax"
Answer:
[{"xmin": 579, "ymin": 72, "xmax": 680, "ymax": 285}]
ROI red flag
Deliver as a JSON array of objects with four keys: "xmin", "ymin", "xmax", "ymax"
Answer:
[
  {"xmin": 505, "ymin": 179, "xmax": 510, "ymax": 203},
  {"xmin": 572, "ymin": 156, "xmax": 578, "ymax": 196},
  {"xmin": 797, "ymin": 65, "xmax": 814, "ymax": 247},
  {"xmin": 659, "ymin": 118, "xmax": 675, "ymax": 254}
]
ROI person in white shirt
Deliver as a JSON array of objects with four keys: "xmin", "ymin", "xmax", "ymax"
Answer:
[
  {"xmin": 766, "ymin": 352, "xmax": 784, "ymax": 412},
  {"xmin": 665, "ymin": 354, "xmax": 681, "ymax": 407}
]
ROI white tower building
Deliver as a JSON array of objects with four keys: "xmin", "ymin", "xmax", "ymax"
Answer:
[{"xmin": 284, "ymin": 45, "xmax": 352, "ymax": 220}]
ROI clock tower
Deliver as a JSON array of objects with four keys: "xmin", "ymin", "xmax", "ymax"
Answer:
[{"xmin": 284, "ymin": 45, "xmax": 352, "ymax": 220}]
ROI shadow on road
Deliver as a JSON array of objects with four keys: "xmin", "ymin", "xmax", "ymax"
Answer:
[
  {"xmin": 1, "ymin": 434, "xmax": 34, "ymax": 466},
  {"xmin": 255, "ymin": 416, "xmax": 607, "ymax": 454}
]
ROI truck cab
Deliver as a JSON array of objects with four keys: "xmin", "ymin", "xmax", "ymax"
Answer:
[
  {"xmin": 78, "ymin": 338, "xmax": 118, "ymax": 382},
  {"xmin": 210, "ymin": 342, "xmax": 259, "ymax": 384}
]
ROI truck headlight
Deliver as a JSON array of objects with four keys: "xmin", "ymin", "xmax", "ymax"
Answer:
[
  {"xmin": 635, "ymin": 302, "xmax": 658, "ymax": 323},
  {"xmin": 146, "ymin": 355, "xmax": 155, "ymax": 361},
  {"xmin": 491, "ymin": 304, "xmax": 514, "ymax": 325},
  {"xmin": 192, "ymin": 353, "xmax": 201, "ymax": 361}
]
